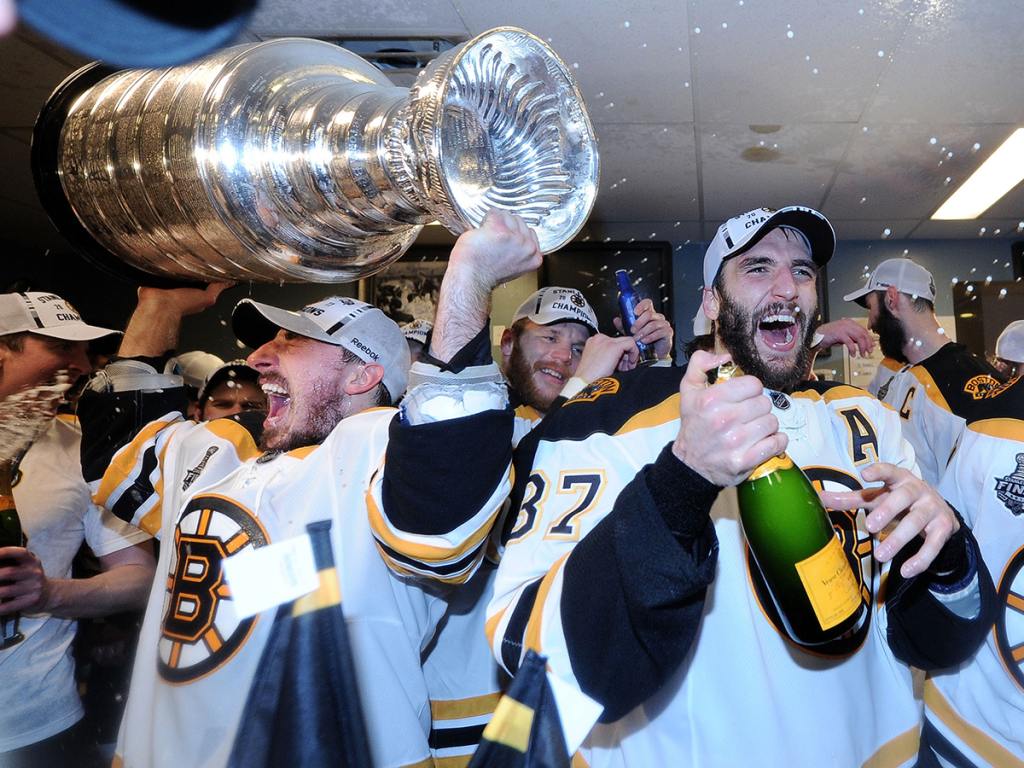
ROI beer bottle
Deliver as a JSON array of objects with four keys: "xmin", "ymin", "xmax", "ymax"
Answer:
[
  {"xmin": 718, "ymin": 363, "xmax": 865, "ymax": 645},
  {"xmin": 615, "ymin": 269, "xmax": 658, "ymax": 366},
  {"xmin": 0, "ymin": 460, "xmax": 25, "ymax": 649}
]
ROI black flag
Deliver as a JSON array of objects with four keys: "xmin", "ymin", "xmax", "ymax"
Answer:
[
  {"xmin": 467, "ymin": 650, "xmax": 570, "ymax": 768},
  {"xmin": 228, "ymin": 520, "xmax": 372, "ymax": 768}
]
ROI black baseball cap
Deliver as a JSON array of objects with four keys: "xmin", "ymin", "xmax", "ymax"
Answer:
[{"xmin": 18, "ymin": 0, "xmax": 258, "ymax": 68}]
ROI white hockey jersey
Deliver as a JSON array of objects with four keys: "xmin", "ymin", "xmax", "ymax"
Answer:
[
  {"xmin": 490, "ymin": 371, "xmax": 959, "ymax": 768},
  {"xmin": 97, "ymin": 407, "xmax": 506, "ymax": 768},
  {"xmin": 867, "ymin": 356, "xmax": 906, "ymax": 398},
  {"xmin": 927, "ymin": 377, "xmax": 1024, "ymax": 766},
  {"xmin": 874, "ymin": 343, "xmax": 1003, "ymax": 486}
]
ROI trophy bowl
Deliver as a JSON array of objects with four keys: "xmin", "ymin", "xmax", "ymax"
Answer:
[{"xmin": 32, "ymin": 27, "xmax": 599, "ymax": 285}]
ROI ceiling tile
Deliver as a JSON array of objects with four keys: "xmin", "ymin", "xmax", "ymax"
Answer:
[
  {"xmin": 690, "ymin": 0, "xmax": 916, "ymax": 123},
  {"xmin": 250, "ymin": 0, "xmax": 468, "ymax": 37},
  {"xmin": 453, "ymin": 0, "xmax": 694, "ymax": 124},
  {"xmin": 591, "ymin": 123, "xmax": 699, "ymax": 221},
  {"xmin": 910, "ymin": 219, "xmax": 1024, "ymax": 241},
  {"xmin": 826, "ymin": 219, "xmax": 919, "ymax": 240},
  {"xmin": 867, "ymin": 1, "xmax": 1024, "ymax": 123},
  {"xmin": 700, "ymin": 122, "xmax": 854, "ymax": 221},
  {"xmin": 825, "ymin": 124, "xmax": 1014, "ymax": 220}
]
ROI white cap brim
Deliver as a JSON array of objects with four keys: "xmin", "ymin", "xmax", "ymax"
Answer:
[
  {"xmin": 30, "ymin": 324, "xmax": 120, "ymax": 342},
  {"xmin": 232, "ymin": 299, "xmax": 338, "ymax": 349},
  {"xmin": 842, "ymin": 285, "xmax": 874, "ymax": 306}
]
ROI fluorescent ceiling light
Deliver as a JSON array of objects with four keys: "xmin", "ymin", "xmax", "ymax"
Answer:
[{"xmin": 932, "ymin": 128, "xmax": 1024, "ymax": 219}]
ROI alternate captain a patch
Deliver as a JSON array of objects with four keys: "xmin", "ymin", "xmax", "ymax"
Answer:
[
  {"xmin": 159, "ymin": 494, "xmax": 270, "ymax": 683},
  {"xmin": 995, "ymin": 454, "xmax": 1024, "ymax": 516},
  {"xmin": 566, "ymin": 377, "xmax": 619, "ymax": 404}
]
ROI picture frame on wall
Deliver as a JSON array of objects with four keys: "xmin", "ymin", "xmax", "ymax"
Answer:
[
  {"xmin": 362, "ymin": 247, "xmax": 450, "ymax": 325},
  {"xmin": 539, "ymin": 241, "xmax": 673, "ymax": 335}
]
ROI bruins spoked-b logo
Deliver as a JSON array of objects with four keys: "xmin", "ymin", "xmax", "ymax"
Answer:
[
  {"xmin": 995, "ymin": 546, "xmax": 1024, "ymax": 691},
  {"xmin": 158, "ymin": 494, "xmax": 269, "ymax": 684},
  {"xmin": 995, "ymin": 454, "xmax": 1024, "ymax": 516}
]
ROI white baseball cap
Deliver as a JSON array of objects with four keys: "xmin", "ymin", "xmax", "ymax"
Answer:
[
  {"xmin": 232, "ymin": 296, "xmax": 410, "ymax": 401},
  {"xmin": 512, "ymin": 287, "xmax": 599, "ymax": 335},
  {"xmin": 0, "ymin": 291, "xmax": 119, "ymax": 341},
  {"xmin": 165, "ymin": 351, "xmax": 225, "ymax": 392},
  {"xmin": 996, "ymin": 319, "xmax": 1024, "ymax": 363},
  {"xmin": 703, "ymin": 206, "xmax": 836, "ymax": 288},
  {"xmin": 843, "ymin": 258, "xmax": 937, "ymax": 307},
  {"xmin": 401, "ymin": 319, "xmax": 433, "ymax": 347}
]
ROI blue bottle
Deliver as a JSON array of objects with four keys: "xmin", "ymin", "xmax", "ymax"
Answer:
[{"xmin": 615, "ymin": 269, "xmax": 658, "ymax": 365}]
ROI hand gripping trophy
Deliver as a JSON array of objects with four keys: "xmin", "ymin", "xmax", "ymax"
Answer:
[{"xmin": 32, "ymin": 28, "xmax": 599, "ymax": 285}]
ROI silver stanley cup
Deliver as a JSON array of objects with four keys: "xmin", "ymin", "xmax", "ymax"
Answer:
[{"xmin": 31, "ymin": 28, "xmax": 599, "ymax": 284}]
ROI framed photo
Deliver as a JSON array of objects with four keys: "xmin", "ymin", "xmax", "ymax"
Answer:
[
  {"xmin": 540, "ymin": 241, "xmax": 673, "ymax": 335},
  {"xmin": 364, "ymin": 247, "xmax": 450, "ymax": 325}
]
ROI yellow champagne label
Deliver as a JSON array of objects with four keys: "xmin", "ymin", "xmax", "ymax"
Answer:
[
  {"xmin": 747, "ymin": 453, "xmax": 794, "ymax": 481},
  {"xmin": 794, "ymin": 535, "xmax": 862, "ymax": 630}
]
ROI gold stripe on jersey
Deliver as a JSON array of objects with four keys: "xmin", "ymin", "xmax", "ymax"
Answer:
[
  {"xmin": 112, "ymin": 755, "xmax": 124, "ymax": 768},
  {"xmin": 924, "ymin": 679, "xmax": 1024, "ymax": 767},
  {"xmin": 968, "ymin": 417, "xmax": 1024, "ymax": 441},
  {"xmin": 861, "ymin": 725, "xmax": 919, "ymax": 768},
  {"xmin": 525, "ymin": 553, "xmax": 571, "ymax": 654},
  {"xmin": 907, "ymin": 365, "xmax": 953, "ymax": 414},
  {"xmin": 95, "ymin": 415, "xmax": 178, "ymax": 509},
  {"xmin": 515, "ymin": 404, "xmax": 543, "ymax": 424},
  {"xmin": 399, "ymin": 759, "xmax": 434, "ymax": 768},
  {"xmin": 485, "ymin": 604, "xmax": 508, "ymax": 649},
  {"xmin": 790, "ymin": 385, "xmax": 867, "ymax": 404},
  {"xmin": 381, "ymin": 558, "xmax": 477, "ymax": 586},
  {"xmin": 204, "ymin": 418, "xmax": 262, "ymax": 461},
  {"xmin": 365, "ymin": 483, "xmax": 503, "ymax": 565},
  {"xmin": 285, "ymin": 445, "xmax": 318, "ymax": 460},
  {"xmin": 55, "ymin": 412, "xmax": 79, "ymax": 427},
  {"xmin": 291, "ymin": 566, "xmax": 341, "ymax": 617},
  {"xmin": 880, "ymin": 357, "xmax": 903, "ymax": 373},
  {"xmin": 481, "ymin": 695, "xmax": 533, "ymax": 751},
  {"xmin": 433, "ymin": 756, "xmax": 471, "ymax": 768},
  {"xmin": 614, "ymin": 393, "xmax": 679, "ymax": 436},
  {"xmin": 430, "ymin": 691, "xmax": 502, "ymax": 720},
  {"xmin": 572, "ymin": 752, "xmax": 591, "ymax": 767}
]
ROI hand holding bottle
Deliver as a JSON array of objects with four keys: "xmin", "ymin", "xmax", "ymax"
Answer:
[
  {"xmin": 0, "ymin": 547, "xmax": 47, "ymax": 616},
  {"xmin": 673, "ymin": 350, "xmax": 787, "ymax": 487},
  {"xmin": 612, "ymin": 297, "xmax": 674, "ymax": 361},
  {"xmin": 819, "ymin": 463, "xmax": 960, "ymax": 578}
]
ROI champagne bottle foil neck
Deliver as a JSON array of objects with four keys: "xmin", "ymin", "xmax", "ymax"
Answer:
[
  {"xmin": 747, "ymin": 453, "xmax": 795, "ymax": 481},
  {"xmin": 715, "ymin": 361, "xmax": 742, "ymax": 382}
]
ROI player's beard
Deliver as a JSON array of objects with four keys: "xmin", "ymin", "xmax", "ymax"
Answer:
[
  {"xmin": 259, "ymin": 378, "xmax": 350, "ymax": 453},
  {"xmin": 505, "ymin": 345, "xmax": 562, "ymax": 413},
  {"xmin": 716, "ymin": 288, "xmax": 817, "ymax": 393},
  {"xmin": 871, "ymin": 301, "xmax": 909, "ymax": 364}
]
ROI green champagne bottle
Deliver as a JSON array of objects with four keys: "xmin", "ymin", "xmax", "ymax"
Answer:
[
  {"xmin": 0, "ymin": 461, "xmax": 26, "ymax": 650},
  {"xmin": 718, "ymin": 363, "xmax": 865, "ymax": 645}
]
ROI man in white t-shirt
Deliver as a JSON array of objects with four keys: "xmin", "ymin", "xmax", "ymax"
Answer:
[{"xmin": 0, "ymin": 291, "xmax": 156, "ymax": 766}]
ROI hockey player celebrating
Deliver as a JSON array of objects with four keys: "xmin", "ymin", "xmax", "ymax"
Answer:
[
  {"xmin": 919, "ymin": 373, "xmax": 1024, "ymax": 766},
  {"xmin": 83, "ymin": 211, "xmax": 540, "ymax": 768},
  {"xmin": 843, "ymin": 258, "xmax": 1004, "ymax": 485},
  {"xmin": 488, "ymin": 206, "xmax": 996, "ymax": 767}
]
